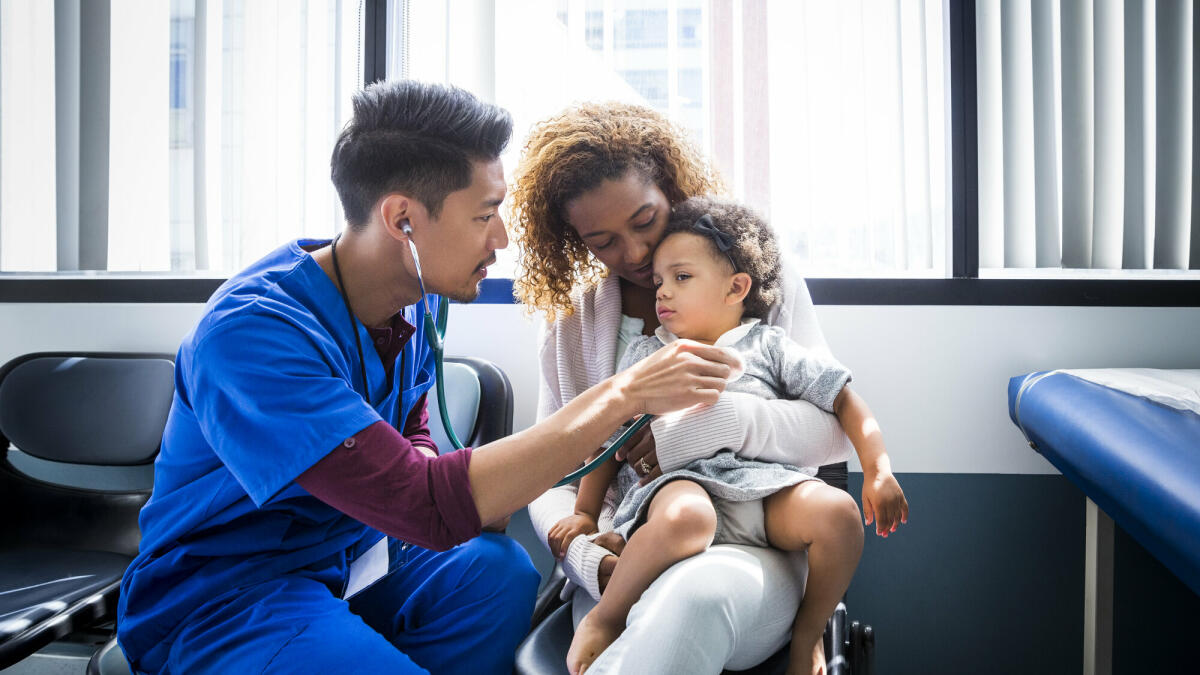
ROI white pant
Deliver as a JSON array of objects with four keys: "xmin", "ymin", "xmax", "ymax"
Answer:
[{"xmin": 570, "ymin": 544, "xmax": 809, "ymax": 674}]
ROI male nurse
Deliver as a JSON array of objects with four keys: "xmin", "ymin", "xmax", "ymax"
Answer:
[{"xmin": 116, "ymin": 80, "xmax": 738, "ymax": 674}]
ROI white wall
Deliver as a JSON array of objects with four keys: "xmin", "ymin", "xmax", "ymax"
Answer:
[{"xmin": 2, "ymin": 302, "xmax": 1197, "ymax": 475}]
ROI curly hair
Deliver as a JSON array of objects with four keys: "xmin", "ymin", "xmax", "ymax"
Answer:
[
  {"xmin": 509, "ymin": 102, "xmax": 725, "ymax": 318},
  {"xmin": 664, "ymin": 196, "xmax": 782, "ymax": 320}
]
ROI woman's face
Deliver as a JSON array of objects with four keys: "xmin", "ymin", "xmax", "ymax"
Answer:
[{"xmin": 563, "ymin": 170, "xmax": 671, "ymax": 289}]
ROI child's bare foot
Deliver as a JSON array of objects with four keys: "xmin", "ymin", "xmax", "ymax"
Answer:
[
  {"xmin": 566, "ymin": 609, "xmax": 622, "ymax": 675},
  {"xmin": 785, "ymin": 638, "xmax": 826, "ymax": 675}
]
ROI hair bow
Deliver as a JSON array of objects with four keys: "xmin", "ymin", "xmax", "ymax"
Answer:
[{"xmin": 690, "ymin": 214, "xmax": 738, "ymax": 270}]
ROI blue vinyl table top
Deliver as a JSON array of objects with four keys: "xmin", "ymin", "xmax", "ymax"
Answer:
[{"xmin": 1009, "ymin": 370, "xmax": 1200, "ymax": 594}]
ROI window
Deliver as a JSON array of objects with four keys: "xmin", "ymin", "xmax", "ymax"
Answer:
[
  {"xmin": 464, "ymin": 0, "xmax": 948, "ymax": 278},
  {"xmin": 585, "ymin": 10, "xmax": 604, "ymax": 50},
  {"xmin": 619, "ymin": 69, "xmax": 670, "ymax": 108},
  {"xmin": 976, "ymin": 0, "xmax": 1200, "ymax": 276},
  {"xmin": 0, "ymin": 0, "xmax": 362, "ymax": 274},
  {"xmin": 677, "ymin": 67, "xmax": 702, "ymax": 106},
  {"xmin": 5, "ymin": 0, "xmax": 1193, "ymax": 296},
  {"xmin": 616, "ymin": 9, "xmax": 668, "ymax": 50},
  {"xmin": 679, "ymin": 8, "xmax": 702, "ymax": 48}
]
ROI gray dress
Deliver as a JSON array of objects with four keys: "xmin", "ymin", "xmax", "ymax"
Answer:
[{"xmin": 610, "ymin": 320, "xmax": 852, "ymax": 542}]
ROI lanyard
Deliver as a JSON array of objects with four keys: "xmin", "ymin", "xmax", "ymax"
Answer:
[{"xmin": 331, "ymin": 234, "xmax": 406, "ymax": 402}]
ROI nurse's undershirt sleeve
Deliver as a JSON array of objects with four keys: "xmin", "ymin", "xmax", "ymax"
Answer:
[
  {"xmin": 401, "ymin": 393, "xmax": 439, "ymax": 457},
  {"xmin": 296, "ymin": 400, "xmax": 482, "ymax": 552}
]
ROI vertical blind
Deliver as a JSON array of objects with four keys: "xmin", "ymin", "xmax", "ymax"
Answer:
[
  {"xmin": 0, "ymin": 0, "xmax": 361, "ymax": 273},
  {"xmin": 761, "ymin": 0, "xmax": 947, "ymax": 276},
  {"xmin": 977, "ymin": 0, "xmax": 1198, "ymax": 271}
]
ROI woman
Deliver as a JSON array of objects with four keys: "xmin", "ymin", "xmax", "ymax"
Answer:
[{"xmin": 510, "ymin": 102, "xmax": 853, "ymax": 673}]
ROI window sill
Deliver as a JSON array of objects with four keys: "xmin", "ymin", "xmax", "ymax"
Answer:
[{"xmin": 1, "ymin": 276, "xmax": 1197, "ymax": 306}]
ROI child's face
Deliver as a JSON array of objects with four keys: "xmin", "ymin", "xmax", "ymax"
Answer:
[{"xmin": 652, "ymin": 232, "xmax": 741, "ymax": 343}]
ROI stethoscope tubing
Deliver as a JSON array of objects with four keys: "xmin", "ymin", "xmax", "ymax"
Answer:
[
  {"xmin": 553, "ymin": 413, "xmax": 654, "ymax": 487},
  {"xmin": 406, "ymin": 235, "xmax": 466, "ymax": 452},
  {"xmin": 406, "ymin": 235, "xmax": 645, "ymax": 485}
]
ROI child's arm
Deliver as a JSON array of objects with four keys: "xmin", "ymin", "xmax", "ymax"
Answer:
[
  {"xmin": 832, "ymin": 386, "xmax": 909, "ymax": 537},
  {"xmin": 576, "ymin": 451, "xmax": 620, "ymax": 519},
  {"xmin": 547, "ymin": 453, "xmax": 621, "ymax": 559}
]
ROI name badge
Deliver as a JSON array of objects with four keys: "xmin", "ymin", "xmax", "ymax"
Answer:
[{"xmin": 344, "ymin": 537, "xmax": 389, "ymax": 599}]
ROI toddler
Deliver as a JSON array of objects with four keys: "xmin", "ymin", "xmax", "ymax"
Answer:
[{"xmin": 551, "ymin": 196, "xmax": 909, "ymax": 675}]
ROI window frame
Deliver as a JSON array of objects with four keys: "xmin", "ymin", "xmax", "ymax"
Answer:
[{"xmin": 2, "ymin": 0, "xmax": 1198, "ymax": 306}]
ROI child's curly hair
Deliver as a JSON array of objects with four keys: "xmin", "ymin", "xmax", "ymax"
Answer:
[
  {"xmin": 509, "ymin": 102, "xmax": 725, "ymax": 319},
  {"xmin": 664, "ymin": 196, "xmax": 782, "ymax": 320}
]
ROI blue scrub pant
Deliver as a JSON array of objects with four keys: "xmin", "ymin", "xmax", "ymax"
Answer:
[{"xmin": 148, "ymin": 534, "xmax": 539, "ymax": 674}]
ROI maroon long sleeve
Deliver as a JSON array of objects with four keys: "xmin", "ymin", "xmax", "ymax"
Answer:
[{"xmin": 294, "ymin": 317, "xmax": 482, "ymax": 551}]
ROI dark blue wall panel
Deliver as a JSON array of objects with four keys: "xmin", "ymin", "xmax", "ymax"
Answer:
[
  {"xmin": 847, "ymin": 473, "xmax": 1085, "ymax": 675},
  {"xmin": 1112, "ymin": 525, "xmax": 1200, "ymax": 673}
]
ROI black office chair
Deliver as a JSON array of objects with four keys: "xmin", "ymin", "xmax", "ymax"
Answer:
[
  {"xmin": 85, "ymin": 354, "xmax": 517, "ymax": 675},
  {"xmin": 0, "ymin": 352, "xmax": 174, "ymax": 670},
  {"xmin": 427, "ymin": 356, "xmax": 514, "ymax": 452},
  {"xmin": 515, "ymin": 461, "xmax": 875, "ymax": 675}
]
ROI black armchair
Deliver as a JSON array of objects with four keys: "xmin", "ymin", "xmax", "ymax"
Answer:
[
  {"xmin": 515, "ymin": 461, "xmax": 876, "ymax": 675},
  {"xmin": 427, "ymin": 356, "xmax": 514, "ymax": 452},
  {"xmin": 0, "ymin": 352, "xmax": 174, "ymax": 670}
]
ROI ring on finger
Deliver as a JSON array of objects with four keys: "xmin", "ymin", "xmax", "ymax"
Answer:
[{"xmin": 638, "ymin": 458, "xmax": 652, "ymax": 475}]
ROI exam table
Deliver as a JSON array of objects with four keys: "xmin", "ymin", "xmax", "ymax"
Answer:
[{"xmin": 1008, "ymin": 368, "xmax": 1200, "ymax": 674}]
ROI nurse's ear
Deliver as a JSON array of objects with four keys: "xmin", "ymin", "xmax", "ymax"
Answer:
[{"xmin": 377, "ymin": 193, "xmax": 425, "ymax": 242}]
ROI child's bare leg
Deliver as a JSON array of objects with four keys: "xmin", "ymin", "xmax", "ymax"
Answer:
[
  {"xmin": 763, "ymin": 481, "xmax": 864, "ymax": 675},
  {"xmin": 566, "ymin": 480, "xmax": 716, "ymax": 675}
]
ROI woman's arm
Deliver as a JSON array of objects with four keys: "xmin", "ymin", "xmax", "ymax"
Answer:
[
  {"xmin": 652, "ymin": 392, "xmax": 852, "ymax": 472},
  {"xmin": 469, "ymin": 338, "xmax": 735, "ymax": 524},
  {"xmin": 648, "ymin": 271, "xmax": 853, "ymax": 472},
  {"xmin": 532, "ymin": 335, "xmax": 598, "ymax": 529},
  {"xmin": 528, "ymin": 317, "xmax": 625, "ymax": 598}
]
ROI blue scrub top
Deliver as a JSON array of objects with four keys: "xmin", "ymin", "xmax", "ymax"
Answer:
[{"xmin": 118, "ymin": 239, "xmax": 443, "ymax": 658}]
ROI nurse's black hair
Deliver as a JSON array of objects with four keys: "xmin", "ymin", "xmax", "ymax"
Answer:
[{"xmin": 331, "ymin": 80, "xmax": 513, "ymax": 228}]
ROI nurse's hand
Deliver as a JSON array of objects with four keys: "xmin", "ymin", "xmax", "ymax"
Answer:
[{"xmin": 618, "ymin": 340, "xmax": 736, "ymax": 416}]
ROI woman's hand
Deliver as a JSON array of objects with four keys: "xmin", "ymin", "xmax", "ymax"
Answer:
[
  {"xmin": 548, "ymin": 513, "xmax": 599, "ymax": 559},
  {"xmin": 862, "ymin": 470, "xmax": 908, "ymax": 537},
  {"xmin": 614, "ymin": 424, "xmax": 661, "ymax": 486},
  {"xmin": 593, "ymin": 532, "xmax": 626, "ymax": 593},
  {"xmin": 617, "ymin": 340, "xmax": 738, "ymax": 416}
]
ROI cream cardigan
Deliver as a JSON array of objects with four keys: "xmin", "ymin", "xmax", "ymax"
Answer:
[{"xmin": 530, "ymin": 261, "xmax": 853, "ymax": 600}]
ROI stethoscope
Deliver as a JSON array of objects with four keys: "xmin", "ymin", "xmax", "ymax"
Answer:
[
  {"xmin": 331, "ymin": 229, "xmax": 651, "ymax": 488},
  {"xmin": 399, "ymin": 224, "xmax": 466, "ymax": 452}
]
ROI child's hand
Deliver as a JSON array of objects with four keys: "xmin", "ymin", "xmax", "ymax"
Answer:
[
  {"xmin": 862, "ymin": 470, "xmax": 908, "ymax": 537},
  {"xmin": 548, "ymin": 513, "xmax": 599, "ymax": 559}
]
